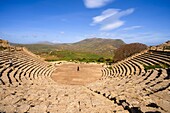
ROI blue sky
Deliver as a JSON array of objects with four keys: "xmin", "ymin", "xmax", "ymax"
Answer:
[{"xmin": 0, "ymin": 0, "xmax": 170, "ymax": 45}]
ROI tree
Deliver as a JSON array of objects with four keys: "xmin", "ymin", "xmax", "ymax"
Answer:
[{"xmin": 97, "ymin": 57, "xmax": 105, "ymax": 62}]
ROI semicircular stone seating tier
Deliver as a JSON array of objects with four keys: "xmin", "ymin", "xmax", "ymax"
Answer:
[
  {"xmin": 102, "ymin": 50, "xmax": 170, "ymax": 78},
  {"xmin": 91, "ymin": 48, "xmax": 170, "ymax": 113},
  {"xmin": 0, "ymin": 50, "xmax": 56, "ymax": 86}
]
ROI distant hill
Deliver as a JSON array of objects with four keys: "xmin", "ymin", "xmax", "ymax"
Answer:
[
  {"xmin": 16, "ymin": 38, "xmax": 125, "ymax": 56},
  {"xmin": 36, "ymin": 41, "xmax": 56, "ymax": 45},
  {"xmin": 13, "ymin": 38, "xmax": 125, "ymax": 61},
  {"xmin": 70, "ymin": 38, "xmax": 125, "ymax": 56}
]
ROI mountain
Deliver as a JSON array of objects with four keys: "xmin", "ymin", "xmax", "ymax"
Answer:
[
  {"xmin": 69, "ymin": 38, "xmax": 125, "ymax": 56},
  {"xmin": 36, "ymin": 41, "xmax": 56, "ymax": 45},
  {"xmin": 74, "ymin": 38, "xmax": 124, "ymax": 48},
  {"xmin": 20, "ymin": 38, "xmax": 125, "ymax": 56},
  {"xmin": 13, "ymin": 38, "xmax": 125, "ymax": 61}
]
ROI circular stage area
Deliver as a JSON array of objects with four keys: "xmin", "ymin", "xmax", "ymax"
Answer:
[{"xmin": 51, "ymin": 63, "xmax": 102, "ymax": 85}]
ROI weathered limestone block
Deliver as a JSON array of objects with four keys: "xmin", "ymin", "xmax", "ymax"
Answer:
[
  {"xmin": 0, "ymin": 104, "xmax": 17, "ymax": 113},
  {"xmin": 29, "ymin": 104, "xmax": 47, "ymax": 113},
  {"xmin": 16, "ymin": 104, "xmax": 30, "ymax": 112}
]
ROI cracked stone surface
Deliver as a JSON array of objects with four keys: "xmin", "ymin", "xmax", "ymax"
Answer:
[{"xmin": 0, "ymin": 82, "xmax": 121, "ymax": 113}]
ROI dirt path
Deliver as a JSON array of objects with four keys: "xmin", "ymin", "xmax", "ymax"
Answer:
[{"xmin": 51, "ymin": 63, "xmax": 103, "ymax": 85}]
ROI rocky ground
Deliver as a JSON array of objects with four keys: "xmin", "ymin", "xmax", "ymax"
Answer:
[{"xmin": 0, "ymin": 81, "xmax": 126, "ymax": 113}]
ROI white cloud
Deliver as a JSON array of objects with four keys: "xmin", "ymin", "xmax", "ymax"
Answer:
[
  {"xmin": 92, "ymin": 9, "xmax": 119, "ymax": 24},
  {"xmin": 84, "ymin": 0, "xmax": 114, "ymax": 8},
  {"xmin": 122, "ymin": 26, "xmax": 142, "ymax": 31},
  {"xmin": 91, "ymin": 8, "xmax": 135, "ymax": 31},
  {"xmin": 52, "ymin": 40, "xmax": 61, "ymax": 43},
  {"xmin": 60, "ymin": 31, "xmax": 65, "ymax": 34},
  {"xmin": 100, "ymin": 21, "xmax": 124, "ymax": 30}
]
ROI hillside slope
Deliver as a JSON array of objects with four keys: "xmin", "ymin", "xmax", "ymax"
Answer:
[
  {"xmin": 13, "ymin": 38, "xmax": 125, "ymax": 61},
  {"xmin": 71, "ymin": 38, "xmax": 124, "ymax": 55}
]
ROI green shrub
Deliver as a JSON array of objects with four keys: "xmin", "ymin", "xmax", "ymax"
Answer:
[
  {"xmin": 144, "ymin": 64, "xmax": 169, "ymax": 71},
  {"xmin": 165, "ymin": 46, "xmax": 170, "ymax": 50},
  {"xmin": 97, "ymin": 57, "xmax": 105, "ymax": 62},
  {"xmin": 107, "ymin": 67, "xmax": 113, "ymax": 70},
  {"xmin": 0, "ymin": 47, "xmax": 6, "ymax": 50}
]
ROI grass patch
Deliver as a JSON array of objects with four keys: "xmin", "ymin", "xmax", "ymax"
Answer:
[
  {"xmin": 165, "ymin": 46, "xmax": 170, "ymax": 50},
  {"xmin": 40, "ymin": 50, "xmax": 113, "ymax": 63},
  {"xmin": 107, "ymin": 67, "xmax": 113, "ymax": 70}
]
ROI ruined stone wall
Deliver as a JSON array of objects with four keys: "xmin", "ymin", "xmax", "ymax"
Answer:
[
  {"xmin": 149, "ymin": 40, "xmax": 170, "ymax": 51},
  {"xmin": 0, "ymin": 39, "xmax": 9, "ymax": 48}
]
